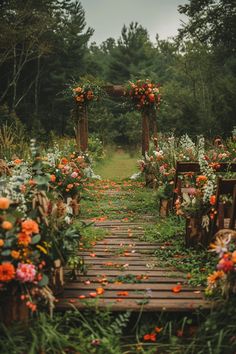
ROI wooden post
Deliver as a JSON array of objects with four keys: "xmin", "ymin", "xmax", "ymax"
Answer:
[
  {"xmin": 72, "ymin": 105, "xmax": 80, "ymax": 152},
  {"xmin": 79, "ymin": 106, "xmax": 88, "ymax": 152},
  {"xmin": 142, "ymin": 111, "xmax": 150, "ymax": 156}
]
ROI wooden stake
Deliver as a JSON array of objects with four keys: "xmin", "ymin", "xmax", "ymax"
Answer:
[
  {"xmin": 142, "ymin": 111, "xmax": 150, "ymax": 156},
  {"xmin": 79, "ymin": 106, "xmax": 88, "ymax": 152}
]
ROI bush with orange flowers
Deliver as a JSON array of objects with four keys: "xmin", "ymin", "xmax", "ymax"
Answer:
[{"xmin": 125, "ymin": 79, "xmax": 161, "ymax": 112}]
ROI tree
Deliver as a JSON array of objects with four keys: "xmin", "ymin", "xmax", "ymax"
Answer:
[
  {"xmin": 178, "ymin": 0, "xmax": 236, "ymax": 55},
  {"xmin": 107, "ymin": 22, "xmax": 153, "ymax": 83}
]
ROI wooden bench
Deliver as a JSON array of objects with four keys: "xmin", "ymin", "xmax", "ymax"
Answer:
[
  {"xmin": 173, "ymin": 161, "xmax": 236, "ymax": 208},
  {"xmin": 212, "ymin": 178, "xmax": 236, "ymax": 234}
]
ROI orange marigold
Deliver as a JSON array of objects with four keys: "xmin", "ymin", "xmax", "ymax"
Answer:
[
  {"xmin": 11, "ymin": 250, "xmax": 20, "ymax": 259},
  {"xmin": 0, "ymin": 239, "xmax": 4, "ymax": 247},
  {"xmin": 0, "ymin": 262, "xmax": 15, "ymax": 282},
  {"xmin": 1, "ymin": 221, "xmax": 13, "ymax": 230},
  {"xmin": 50, "ymin": 174, "xmax": 56, "ymax": 182},
  {"xmin": 21, "ymin": 219, "xmax": 39, "ymax": 235},
  {"xmin": 18, "ymin": 232, "xmax": 31, "ymax": 246},
  {"xmin": 196, "ymin": 175, "xmax": 208, "ymax": 184},
  {"xmin": 0, "ymin": 197, "xmax": 10, "ymax": 210}
]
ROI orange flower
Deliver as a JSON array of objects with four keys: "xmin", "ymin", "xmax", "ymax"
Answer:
[
  {"xmin": 89, "ymin": 292, "xmax": 97, "ymax": 298},
  {"xmin": 18, "ymin": 232, "xmax": 31, "ymax": 246},
  {"xmin": 13, "ymin": 159, "xmax": 22, "ymax": 165},
  {"xmin": 117, "ymin": 291, "xmax": 129, "ymax": 296},
  {"xmin": 0, "ymin": 262, "xmax": 15, "ymax": 282},
  {"xmin": 29, "ymin": 179, "xmax": 37, "ymax": 186},
  {"xmin": 155, "ymin": 326, "xmax": 163, "ymax": 333},
  {"xmin": 1, "ymin": 221, "xmax": 13, "ymax": 230},
  {"xmin": 196, "ymin": 175, "xmax": 208, "ymax": 184},
  {"xmin": 207, "ymin": 270, "xmax": 225, "ymax": 284},
  {"xmin": 210, "ymin": 195, "xmax": 216, "ymax": 205},
  {"xmin": 50, "ymin": 174, "xmax": 56, "ymax": 182},
  {"xmin": 172, "ymin": 284, "xmax": 182, "ymax": 293},
  {"xmin": 61, "ymin": 158, "xmax": 68, "ymax": 165},
  {"xmin": 143, "ymin": 333, "xmax": 156, "ymax": 342},
  {"xmin": 0, "ymin": 197, "xmax": 10, "ymax": 210},
  {"xmin": 96, "ymin": 287, "xmax": 105, "ymax": 295},
  {"xmin": 232, "ymin": 251, "xmax": 236, "ymax": 263},
  {"xmin": 0, "ymin": 239, "xmax": 4, "ymax": 247},
  {"xmin": 21, "ymin": 219, "xmax": 39, "ymax": 235},
  {"xmin": 74, "ymin": 87, "xmax": 82, "ymax": 93},
  {"xmin": 11, "ymin": 250, "xmax": 20, "ymax": 259}
]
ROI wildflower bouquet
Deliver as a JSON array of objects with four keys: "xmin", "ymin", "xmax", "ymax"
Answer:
[
  {"xmin": 206, "ymin": 231, "xmax": 236, "ymax": 298},
  {"xmin": 0, "ymin": 197, "xmax": 50, "ymax": 313},
  {"xmin": 125, "ymin": 79, "xmax": 161, "ymax": 112},
  {"xmin": 49, "ymin": 155, "xmax": 86, "ymax": 199}
]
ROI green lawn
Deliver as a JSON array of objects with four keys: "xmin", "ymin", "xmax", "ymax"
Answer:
[{"xmin": 94, "ymin": 149, "xmax": 139, "ymax": 180}]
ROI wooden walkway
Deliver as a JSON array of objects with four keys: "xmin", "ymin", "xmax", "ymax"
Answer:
[{"xmin": 56, "ymin": 220, "xmax": 211, "ymax": 312}]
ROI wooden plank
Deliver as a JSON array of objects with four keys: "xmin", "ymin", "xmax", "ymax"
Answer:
[
  {"xmin": 62, "ymin": 289, "xmax": 204, "ymax": 300},
  {"xmin": 83, "ymin": 257, "xmax": 156, "ymax": 262},
  {"xmin": 64, "ymin": 275, "xmax": 187, "ymax": 283},
  {"xmin": 64, "ymin": 283, "xmax": 204, "ymax": 291},
  {"xmin": 56, "ymin": 298, "xmax": 211, "ymax": 312},
  {"xmin": 77, "ymin": 269, "xmax": 185, "ymax": 276}
]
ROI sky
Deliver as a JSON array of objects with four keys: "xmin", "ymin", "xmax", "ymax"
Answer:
[{"xmin": 80, "ymin": 0, "xmax": 187, "ymax": 44}]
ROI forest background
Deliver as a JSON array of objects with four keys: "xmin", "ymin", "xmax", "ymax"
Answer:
[{"xmin": 0, "ymin": 0, "xmax": 235, "ymax": 148}]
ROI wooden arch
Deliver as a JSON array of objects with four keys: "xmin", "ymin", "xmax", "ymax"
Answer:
[{"xmin": 73, "ymin": 84, "xmax": 157, "ymax": 156}]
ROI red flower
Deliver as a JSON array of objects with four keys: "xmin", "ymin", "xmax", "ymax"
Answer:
[{"xmin": 143, "ymin": 333, "xmax": 156, "ymax": 342}]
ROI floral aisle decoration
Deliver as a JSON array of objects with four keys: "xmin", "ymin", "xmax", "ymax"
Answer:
[
  {"xmin": 206, "ymin": 230, "xmax": 236, "ymax": 298},
  {"xmin": 0, "ymin": 197, "xmax": 53, "ymax": 321},
  {"xmin": 176, "ymin": 137, "xmax": 218, "ymax": 247}
]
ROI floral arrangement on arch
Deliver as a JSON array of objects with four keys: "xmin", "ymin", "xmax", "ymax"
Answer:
[
  {"xmin": 70, "ymin": 80, "xmax": 104, "ymax": 106},
  {"xmin": 125, "ymin": 79, "xmax": 161, "ymax": 111}
]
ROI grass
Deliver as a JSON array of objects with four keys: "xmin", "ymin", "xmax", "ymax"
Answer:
[{"xmin": 94, "ymin": 149, "xmax": 139, "ymax": 180}]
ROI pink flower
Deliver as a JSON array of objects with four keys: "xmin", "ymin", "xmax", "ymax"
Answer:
[
  {"xmin": 16, "ymin": 263, "xmax": 36, "ymax": 283},
  {"xmin": 159, "ymin": 165, "xmax": 166, "ymax": 174},
  {"xmin": 188, "ymin": 188, "xmax": 196, "ymax": 196},
  {"xmin": 71, "ymin": 172, "xmax": 78, "ymax": 178}
]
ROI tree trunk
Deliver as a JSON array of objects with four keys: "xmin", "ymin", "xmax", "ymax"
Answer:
[
  {"xmin": 34, "ymin": 55, "xmax": 41, "ymax": 115},
  {"xmin": 142, "ymin": 111, "xmax": 149, "ymax": 156}
]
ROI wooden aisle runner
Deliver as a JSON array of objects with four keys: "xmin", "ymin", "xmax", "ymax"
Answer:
[{"xmin": 57, "ymin": 219, "xmax": 211, "ymax": 312}]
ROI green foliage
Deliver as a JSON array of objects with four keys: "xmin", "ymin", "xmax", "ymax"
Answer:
[{"xmin": 143, "ymin": 216, "xmax": 215, "ymax": 286}]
